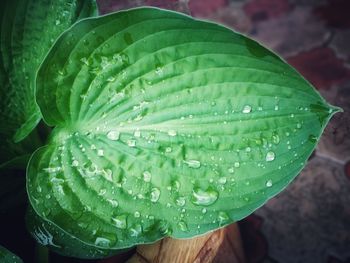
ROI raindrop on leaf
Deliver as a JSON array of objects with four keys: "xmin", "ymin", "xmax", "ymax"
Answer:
[
  {"xmin": 142, "ymin": 171, "xmax": 152, "ymax": 182},
  {"xmin": 178, "ymin": 221, "xmax": 188, "ymax": 232},
  {"xmin": 112, "ymin": 215, "xmax": 127, "ymax": 229},
  {"xmin": 265, "ymin": 151, "xmax": 275, "ymax": 162},
  {"xmin": 184, "ymin": 159, "xmax": 201, "ymax": 169},
  {"xmin": 150, "ymin": 188, "xmax": 160, "ymax": 202},
  {"xmin": 107, "ymin": 130, "xmax": 120, "ymax": 141},
  {"xmin": 191, "ymin": 187, "xmax": 218, "ymax": 206},
  {"xmin": 266, "ymin": 180, "xmax": 273, "ymax": 187},
  {"xmin": 242, "ymin": 105, "xmax": 252, "ymax": 113}
]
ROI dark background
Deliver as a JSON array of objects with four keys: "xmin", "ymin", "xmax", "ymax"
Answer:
[{"xmin": 1, "ymin": 0, "xmax": 349, "ymax": 262}]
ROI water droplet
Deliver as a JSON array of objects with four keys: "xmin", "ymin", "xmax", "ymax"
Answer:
[
  {"xmin": 85, "ymin": 163, "xmax": 98, "ymax": 177},
  {"xmin": 308, "ymin": 134, "xmax": 317, "ymax": 143},
  {"xmin": 99, "ymin": 188, "xmax": 106, "ymax": 196},
  {"xmin": 242, "ymin": 105, "xmax": 252, "ymax": 113},
  {"xmin": 266, "ymin": 180, "xmax": 273, "ymax": 187},
  {"xmin": 103, "ymin": 169, "xmax": 113, "ymax": 181},
  {"xmin": 155, "ymin": 67, "xmax": 163, "ymax": 75},
  {"xmin": 134, "ymin": 211, "xmax": 141, "ymax": 218},
  {"xmin": 55, "ymin": 19, "xmax": 61, "ymax": 25},
  {"xmin": 184, "ymin": 159, "xmax": 201, "ymax": 169},
  {"xmin": 72, "ymin": 160, "xmax": 79, "ymax": 167},
  {"xmin": 272, "ymin": 132, "xmax": 280, "ymax": 144},
  {"xmin": 296, "ymin": 123, "xmax": 302, "ymax": 129},
  {"xmin": 178, "ymin": 221, "xmax": 188, "ymax": 232},
  {"xmin": 43, "ymin": 167, "xmax": 62, "ymax": 174},
  {"xmin": 100, "ymin": 56, "xmax": 110, "ymax": 69},
  {"xmin": 107, "ymin": 199, "xmax": 119, "ymax": 207},
  {"xmin": 218, "ymin": 211, "xmax": 230, "ymax": 225},
  {"xmin": 265, "ymin": 151, "xmax": 275, "ymax": 162},
  {"xmin": 107, "ymin": 130, "xmax": 120, "ymax": 141},
  {"xmin": 191, "ymin": 187, "xmax": 218, "ymax": 206},
  {"xmin": 202, "ymin": 208, "xmax": 207, "ymax": 214},
  {"xmin": 90, "ymin": 144, "xmax": 97, "ymax": 150},
  {"xmin": 228, "ymin": 167, "xmax": 235, "ymax": 174},
  {"xmin": 80, "ymin": 57, "xmax": 90, "ymax": 66},
  {"xmin": 218, "ymin": 177, "xmax": 227, "ymax": 185},
  {"xmin": 171, "ymin": 180, "xmax": 180, "ymax": 192},
  {"xmin": 134, "ymin": 130, "xmax": 141, "ymax": 138},
  {"xmin": 97, "ymin": 149, "xmax": 104, "ymax": 156},
  {"xmin": 274, "ymin": 105, "xmax": 279, "ymax": 111},
  {"xmin": 245, "ymin": 147, "xmax": 251, "ymax": 152},
  {"xmin": 142, "ymin": 171, "xmax": 152, "ymax": 182},
  {"xmin": 107, "ymin": 76, "xmax": 115, "ymax": 82},
  {"xmin": 165, "ymin": 147, "xmax": 172, "ymax": 153},
  {"xmin": 127, "ymin": 139, "xmax": 136, "ymax": 147},
  {"xmin": 94, "ymin": 237, "xmax": 111, "ymax": 248},
  {"xmin": 234, "ymin": 162, "xmax": 240, "ymax": 168},
  {"xmin": 112, "ymin": 215, "xmax": 127, "ymax": 229},
  {"xmin": 129, "ymin": 224, "xmax": 142, "ymax": 237},
  {"xmin": 150, "ymin": 188, "xmax": 160, "ymax": 202},
  {"xmin": 167, "ymin": 130, "xmax": 177, "ymax": 136},
  {"xmin": 176, "ymin": 196, "xmax": 186, "ymax": 207}
]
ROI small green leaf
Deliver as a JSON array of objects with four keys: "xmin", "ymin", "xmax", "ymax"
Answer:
[
  {"xmin": 0, "ymin": 245, "xmax": 23, "ymax": 263},
  {"xmin": 26, "ymin": 204, "xmax": 124, "ymax": 259},
  {"xmin": 28, "ymin": 7, "xmax": 340, "ymax": 256},
  {"xmin": 0, "ymin": 0, "xmax": 97, "ymax": 166}
]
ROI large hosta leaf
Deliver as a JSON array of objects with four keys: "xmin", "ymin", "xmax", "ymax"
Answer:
[
  {"xmin": 27, "ymin": 7, "xmax": 339, "ymax": 257},
  {"xmin": 0, "ymin": 0, "xmax": 97, "ymax": 166}
]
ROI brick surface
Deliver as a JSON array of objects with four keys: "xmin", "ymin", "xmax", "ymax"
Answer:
[
  {"xmin": 251, "ymin": 7, "xmax": 331, "ymax": 57},
  {"xmin": 209, "ymin": 3, "xmax": 252, "ymax": 33},
  {"xmin": 313, "ymin": 0, "xmax": 350, "ymax": 29},
  {"xmin": 97, "ymin": 0, "xmax": 190, "ymax": 14},
  {"xmin": 330, "ymin": 30, "xmax": 350, "ymax": 62},
  {"xmin": 287, "ymin": 47, "xmax": 350, "ymax": 90},
  {"xmin": 255, "ymin": 157, "xmax": 350, "ymax": 263},
  {"xmin": 188, "ymin": 0, "xmax": 228, "ymax": 17},
  {"xmin": 243, "ymin": 0, "xmax": 292, "ymax": 22},
  {"xmin": 317, "ymin": 83, "xmax": 350, "ymax": 163}
]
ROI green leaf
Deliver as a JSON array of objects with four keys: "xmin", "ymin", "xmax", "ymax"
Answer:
[
  {"xmin": 0, "ymin": 245, "xmax": 23, "ymax": 263},
  {"xmin": 0, "ymin": 0, "xmax": 97, "ymax": 166},
  {"xmin": 28, "ymin": 7, "xmax": 340, "ymax": 257},
  {"xmin": 26, "ymin": 204, "xmax": 124, "ymax": 259}
]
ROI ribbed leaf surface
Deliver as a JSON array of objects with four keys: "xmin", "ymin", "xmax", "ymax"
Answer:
[{"xmin": 27, "ymin": 7, "xmax": 339, "ymax": 257}]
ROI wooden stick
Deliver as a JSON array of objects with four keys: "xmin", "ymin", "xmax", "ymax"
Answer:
[{"xmin": 127, "ymin": 224, "xmax": 245, "ymax": 263}]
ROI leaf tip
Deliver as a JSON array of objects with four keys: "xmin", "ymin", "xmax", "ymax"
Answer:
[{"xmin": 328, "ymin": 104, "xmax": 343, "ymax": 114}]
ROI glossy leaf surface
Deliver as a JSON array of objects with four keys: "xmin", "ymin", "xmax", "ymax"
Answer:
[
  {"xmin": 0, "ymin": 0, "xmax": 97, "ymax": 166},
  {"xmin": 26, "ymin": 205, "xmax": 122, "ymax": 259},
  {"xmin": 28, "ymin": 7, "xmax": 339, "ymax": 256}
]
